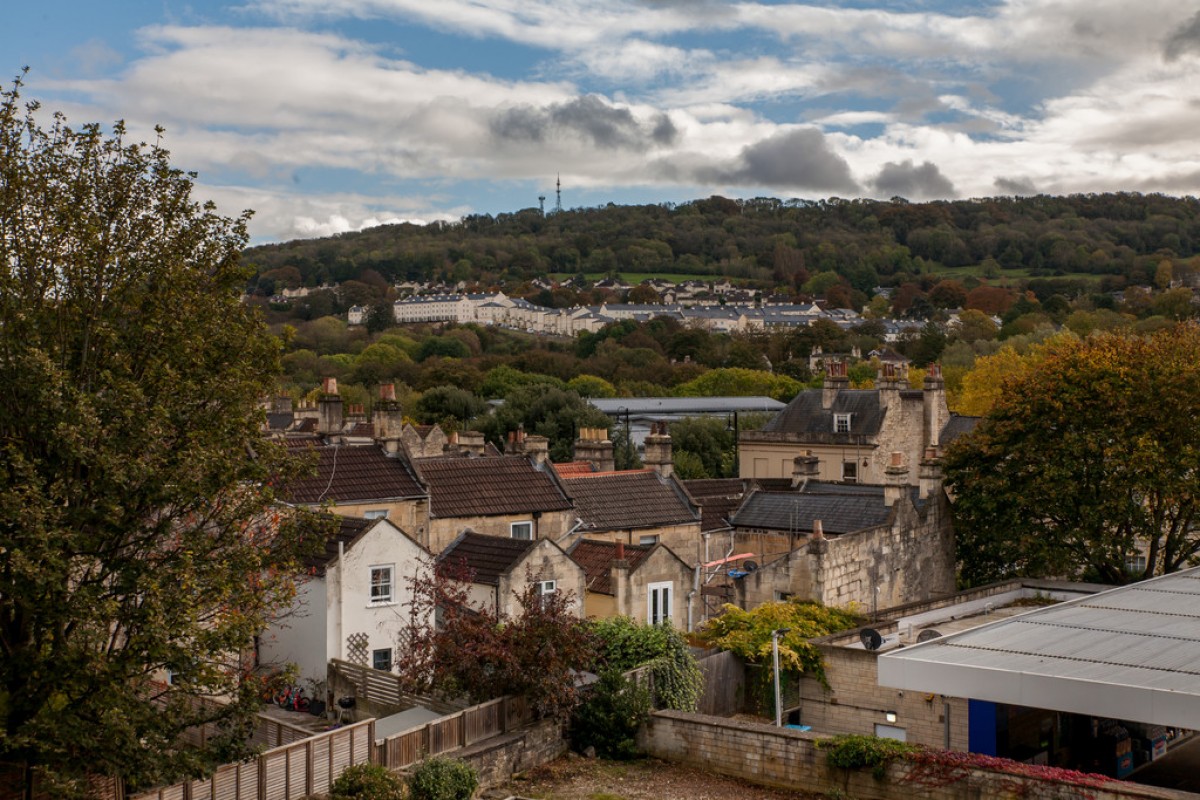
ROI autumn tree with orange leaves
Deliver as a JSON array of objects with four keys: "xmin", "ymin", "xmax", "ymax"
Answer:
[{"xmin": 944, "ymin": 324, "xmax": 1200, "ymax": 586}]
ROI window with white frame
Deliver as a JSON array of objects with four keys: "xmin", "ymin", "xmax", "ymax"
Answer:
[
  {"xmin": 647, "ymin": 581, "xmax": 672, "ymax": 626},
  {"xmin": 363, "ymin": 509, "xmax": 388, "ymax": 520},
  {"xmin": 369, "ymin": 565, "xmax": 394, "ymax": 604},
  {"xmin": 639, "ymin": 535, "xmax": 659, "ymax": 546},
  {"xmin": 536, "ymin": 580, "xmax": 557, "ymax": 609},
  {"xmin": 511, "ymin": 521, "xmax": 533, "ymax": 540},
  {"xmin": 1125, "ymin": 553, "xmax": 1147, "ymax": 574},
  {"xmin": 834, "ymin": 413, "xmax": 852, "ymax": 433},
  {"xmin": 372, "ymin": 648, "xmax": 393, "ymax": 672},
  {"xmin": 842, "ymin": 461, "xmax": 858, "ymax": 483}
]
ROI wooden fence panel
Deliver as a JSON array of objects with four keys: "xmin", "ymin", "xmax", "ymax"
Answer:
[
  {"xmin": 286, "ymin": 746, "xmax": 306, "ymax": 799},
  {"xmin": 427, "ymin": 714, "xmax": 463, "ymax": 756},
  {"xmin": 381, "ymin": 728, "xmax": 425, "ymax": 769},
  {"xmin": 211, "ymin": 764, "xmax": 239, "ymax": 800},
  {"xmin": 309, "ymin": 736, "xmax": 331, "ymax": 794},
  {"xmin": 463, "ymin": 698, "xmax": 503, "ymax": 745},
  {"xmin": 262, "ymin": 751, "xmax": 286, "ymax": 800}
]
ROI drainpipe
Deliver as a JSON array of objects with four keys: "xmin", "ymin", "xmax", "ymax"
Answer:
[
  {"xmin": 687, "ymin": 565, "xmax": 700, "ymax": 632},
  {"xmin": 337, "ymin": 540, "xmax": 346, "ymax": 661}
]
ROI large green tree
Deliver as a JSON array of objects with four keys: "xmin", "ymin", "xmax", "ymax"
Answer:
[
  {"xmin": 944, "ymin": 325, "xmax": 1200, "ymax": 586},
  {"xmin": 0, "ymin": 79, "xmax": 320, "ymax": 795}
]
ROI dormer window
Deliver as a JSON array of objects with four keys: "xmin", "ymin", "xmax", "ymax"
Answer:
[{"xmin": 834, "ymin": 413, "xmax": 852, "ymax": 433}]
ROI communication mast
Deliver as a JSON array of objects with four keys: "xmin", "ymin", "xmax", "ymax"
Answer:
[
  {"xmin": 555, "ymin": 174, "xmax": 562, "ymax": 213},
  {"xmin": 538, "ymin": 194, "xmax": 546, "ymax": 215}
]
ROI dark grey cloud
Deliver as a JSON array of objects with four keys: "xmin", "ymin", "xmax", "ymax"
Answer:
[
  {"xmin": 873, "ymin": 160, "xmax": 956, "ymax": 199},
  {"xmin": 650, "ymin": 128, "xmax": 860, "ymax": 194},
  {"xmin": 1164, "ymin": 11, "xmax": 1200, "ymax": 61},
  {"xmin": 994, "ymin": 176, "xmax": 1038, "ymax": 195},
  {"xmin": 490, "ymin": 95, "xmax": 677, "ymax": 150},
  {"xmin": 736, "ymin": 130, "xmax": 859, "ymax": 192}
]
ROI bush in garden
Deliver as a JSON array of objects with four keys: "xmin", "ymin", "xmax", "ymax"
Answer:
[
  {"xmin": 330, "ymin": 763, "xmax": 407, "ymax": 800},
  {"xmin": 408, "ymin": 756, "xmax": 478, "ymax": 800},
  {"xmin": 570, "ymin": 668, "xmax": 653, "ymax": 760}
]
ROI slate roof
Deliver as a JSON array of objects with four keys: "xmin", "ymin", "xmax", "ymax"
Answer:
[
  {"xmin": 284, "ymin": 445, "xmax": 427, "ymax": 504},
  {"xmin": 568, "ymin": 539, "xmax": 654, "ymax": 595},
  {"xmin": 940, "ymin": 414, "xmax": 980, "ymax": 447},
  {"xmin": 346, "ymin": 421, "xmax": 375, "ymax": 437},
  {"xmin": 562, "ymin": 470, "xmax": 699, "ymax": 531},
  {"xmin": 437, "ymin": 531, "xmax": 537, "ymax": 585},
  {"xmin": 415, "ymin": 456, "xmax": 573, "ymax": 518},
  {"xmin": 762, "ymin": 389, "xmax": 888, "ymax": 439},
  {"xmin": 729, "ymin": 482, "xmax": 910, "ymax": 535},
  {"xmin": 266, "ymin": 412, "xmax": 295, "ymax": 431}
]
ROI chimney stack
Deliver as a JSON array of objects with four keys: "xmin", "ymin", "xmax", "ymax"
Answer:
[
  {"xmin": 791, "ymin": 451, "xmax": 820, "ymax": 489},
  {"xmin": 877, "ymin": 362, "xmax": 900, "ymax": 410},
  {"xmin": 373, "ymin": 383, "xmax": 405, "ymax": 453},
  {"xmin": 923, "ymin": 363, "xmax": 946, "ymax": 449},
  {"xmin": 807, "ymin": 519, "xmax": 828, "ymax": 555},
  {"xmin": 643, "ymin": 421, "xmax": 674, "ymax": 478},
  {"xmin": 823, "ymin": 361, "xmax": 849, "ymax": 409},
  {"xmin": 318, "ymin": 377, "xmax": 343, "ymax": 437},
  {"xmin": 919, "ymin": 446, "xmax": 943, "ymax": 500},
  {"xmin": 523, "ymin": 434, "xmax": 550, "ymax": 466},
  {"xmin": 455, "ymin": 430, "xmax": 486, "ymax": 457},
  {"xmin": 884, "ymin": 451, "xmax": 908, "ymax": 507},
  {"xmin": 573, "ymin": 427, "xmax": 615, "ymax": 473}
]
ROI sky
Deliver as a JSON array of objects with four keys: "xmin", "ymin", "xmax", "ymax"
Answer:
[{"xmin": 5, "ymin": 1, "xmax": 1200, "ymax": 244}]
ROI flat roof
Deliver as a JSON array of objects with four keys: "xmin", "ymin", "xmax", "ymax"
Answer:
[{"xmin": 878, "ymin": 567, "xmax": 1200, "ymax": 729}]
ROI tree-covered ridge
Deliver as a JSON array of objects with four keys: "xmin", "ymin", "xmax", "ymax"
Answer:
[{"xmin": 245, "ymin": 193, "xmax": 1200, "ymax": 296}]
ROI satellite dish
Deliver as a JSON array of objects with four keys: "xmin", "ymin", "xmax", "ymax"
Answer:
[
  {"xmin": 742, "ymin": 560, "xmax": 758, "ymax": 572},
  {"xmin": 916, "ymin": 629, "xmax": 942, "ymax": 643},
  {"xmin": 860, "ymin": 628, "xmax": 883, "ymax": 651}
]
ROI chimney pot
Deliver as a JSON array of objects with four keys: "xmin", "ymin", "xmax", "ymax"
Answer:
[
  {"xmin": 322, "ymin": 377, "xmax": 338, "ymax": 395},
  {"xmin": 616, "ymin": 541, "xmax": 624, "ymax": 560},
  {"xmin": 380, "ymin": 383, "xmax": 396, "ymax": 401}
]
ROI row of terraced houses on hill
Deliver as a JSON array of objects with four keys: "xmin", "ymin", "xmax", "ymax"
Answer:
[
  {"xmin": 258, "ymin": 362, "xmax": 973, "ymax": 688},
  {"xmin": 346, "ymin": 291, "xmax": 923, "ymax": 339}
]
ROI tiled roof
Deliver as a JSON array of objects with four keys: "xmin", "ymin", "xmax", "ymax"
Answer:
[
  {"xmin": 553, "ymin": 461, "xmax": 596, "ymax": 477},
  {"xmin": 346, "ymin": 421, "xmax": 375, "ymax": 437},
  {"xmin": 730, "ymin": 482, "xmax": 907, "ymax": 534},
  {"xmin": 563, "ymin": 470, "xmax": 699, "ymax": 532},
  {"xmin": 568, "ymin": 539, "xmax": 653, "ymax": 595},
  {"xmin": 284, "ymin": 445, "xmax": 427, "ymax": 504},
  {"xmin": 695, "ymin": 494, "xmax": 741, "ymax": 532},
  {"xmin": 283, "ymin": 433, "xmax": 324, "ymax": 449},
  {"xmin": 415, "ymin": 456, "xmax": 573, "ymax": 518},
  {"xmin": 763, "ymin": 389, "xmax": 888, "ymax": 439},
  {"xmin": 304, "ymin": 515, "xmax": 372, "ymax": 575},
  {"xmin": 437, "ymin": 531, "xmax": 536, "ymax": 585},
  {"xmin": 682, "ymin": 478, "xmax": 745, "ymax": 500},
  {"xmin": 293, "ymin": 418, "xmax": 318, "ymax": 433}
]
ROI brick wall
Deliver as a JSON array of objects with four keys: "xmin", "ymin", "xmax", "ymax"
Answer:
[{"xmin": 641, "ymin": 711, "xmax": 1190, "ymax": 800}]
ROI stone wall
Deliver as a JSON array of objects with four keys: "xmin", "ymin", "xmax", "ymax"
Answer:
[
  {"xmin": 641, "ymin": 711, "xmax": 1189, "ymax": 800},
  {"xmin": 453, "ymin": 717, "xmax": 567, "ymax": 789},
  {"xmin": 428, "ymin": 509, "xmax": 575, "ymax": 554}
]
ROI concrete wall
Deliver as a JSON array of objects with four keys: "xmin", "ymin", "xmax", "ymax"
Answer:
[
  {"xmin": 798, "ymin": 645, "xmax": 969, "ymax": 750},
  {"xmin": 641, "ymin": 711, "xmax": 1189, "ymax": 800},
  {"xmin": 258, "ymin": 576, "xmax": 329, "ymax": 683},
  {"xmin": 429, "ymin": 509, "xmax": 575, "ymax": 554}
]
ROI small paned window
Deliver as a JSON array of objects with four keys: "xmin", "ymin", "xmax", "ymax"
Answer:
[
  {"xmin": 834, "ymin": 413, "xmax": 852, "ymax": 433},
  {"xmin": 372, "ymin": 648, "xmax": 393, "ymax": 672},
  {"xmin": 370, "ymin": 565, "xmax": 394, "ymax": 604},
  {"xmin": 511, "ymin": 521, "xmax": 533, "ymax": 540}
]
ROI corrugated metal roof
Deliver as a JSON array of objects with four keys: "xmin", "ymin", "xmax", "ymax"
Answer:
[{"xmin": 878, "ymin": 568, "xmax": 1200, "ymax": 729}]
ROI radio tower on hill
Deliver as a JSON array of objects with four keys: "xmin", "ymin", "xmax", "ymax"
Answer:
[
  {"xmin": 538, "ymin": 193, "xmax": 546, "ymax": 215},
  {"xmin": 555, "ymin": 174, "xmax": 562, "ymax": 213}
]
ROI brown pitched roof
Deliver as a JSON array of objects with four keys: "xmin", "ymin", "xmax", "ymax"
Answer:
[
  {"xmin": 695, "ymin": 494, "xmax": 741, "ymax": 533},
  {"xmin": 415, "ymin": 456, "xmax": 572, "ymax": 518},
  {"xmin": 562, "ymin": 470, "xmax": 699, "ymax": 532},
  {"xmin": 284, "ymin": 445, "xmax": 427, "ymax": 504},
  {"xmin": 346, "ymin": 421, "xmax": 375, "ymax": 437},
  {"xmin": 437, "ymin": 530, "xmax": 536, "ymax": 585},
  {"xmin": 567, "ymin": 539, "xmax": 653, "ymax": 595}
]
